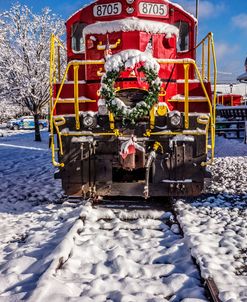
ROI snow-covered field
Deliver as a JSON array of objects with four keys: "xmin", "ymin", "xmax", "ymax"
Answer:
[{"xmin": 0, "ymin": 128, "xmax": 246, "ymax": 301}]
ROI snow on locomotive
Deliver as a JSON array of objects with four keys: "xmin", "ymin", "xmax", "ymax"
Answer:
[{"xmin": 49, "ymin": 0, "xmax": 217, "ymax": 198}]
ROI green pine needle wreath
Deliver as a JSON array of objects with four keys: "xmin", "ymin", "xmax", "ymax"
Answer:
[{"xmin": 100, "ymin": 64, "xmax": 161, "ymax": 124}]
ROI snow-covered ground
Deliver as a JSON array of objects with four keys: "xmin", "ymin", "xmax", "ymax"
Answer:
[
  {"xmin": 177, "ymin": 137, "xmax": 247, "ymax": 302},
  {"xmin": 30, "ymin": 206, "xmax": 207, "ymax": 302},
  {"xmin": 0, "ymin": 130, "xmax": 83, "ymax": 300},
  {"xmin": 0, "ymin": 128, "xmax": 246, "ymax": 301},
  {"xmin": 177, "ymin": 196, "xmax": 247, "ymax": 302}
]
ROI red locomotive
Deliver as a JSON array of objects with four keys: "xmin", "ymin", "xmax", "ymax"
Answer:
[
  {"xmin": 49, "ymin": 0, "xmax": 217, "ymax": 198},
  {"xmin": 217, "ymin": 94, "xmax": 243, "ymax": 107}
]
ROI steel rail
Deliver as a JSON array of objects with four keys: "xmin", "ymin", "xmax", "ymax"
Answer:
[{"xmin": 205, "ymin": 278, "xmax": 222, "ymax": 302}]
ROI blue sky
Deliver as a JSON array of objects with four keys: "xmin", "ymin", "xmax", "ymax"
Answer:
[{"xmin": 0, "ymin": 0, "xmax": 246, "ymax": 83}]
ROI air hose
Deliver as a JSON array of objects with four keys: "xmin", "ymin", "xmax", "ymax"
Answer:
[{"xmin": 144, "ymin": 142, "xmax": 163, "ymax": 199}]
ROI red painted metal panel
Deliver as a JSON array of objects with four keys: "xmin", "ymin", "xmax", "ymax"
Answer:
[{"xmin": 54, "ymin": 0, "xmax": 199, "ymax": 115}]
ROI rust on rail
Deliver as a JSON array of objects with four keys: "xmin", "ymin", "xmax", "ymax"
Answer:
[{"xmin": 205, "ymin": 277, "xmax": 222, "ymax": 302}]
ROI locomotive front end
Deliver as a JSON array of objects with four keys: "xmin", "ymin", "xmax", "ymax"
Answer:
[{"xmin": 50, "ymin": 0, "xmax": 217, "ymax": 198}]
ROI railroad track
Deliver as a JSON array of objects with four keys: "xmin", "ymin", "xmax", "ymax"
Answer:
[{"xmin": 29, "ymin": 197, "xmax": 221, "ymax": 302}]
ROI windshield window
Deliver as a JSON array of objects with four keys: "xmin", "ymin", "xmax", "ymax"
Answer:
[
  {"xmin": 71, "ymin": 22, "xmax": 86, "ymax": 53},
  {"xmin": 174, "ymin": 21, "xmax": 189, "ymax": 52}
]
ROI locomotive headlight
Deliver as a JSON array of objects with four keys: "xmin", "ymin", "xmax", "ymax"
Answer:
[
  {"xmin": 98, "ymin": 105, "xmax": 108, "ymax": 116},
  {"xmin": 170, "ymin": 114, "xmax": 181, "ymax": 126},
  {"xmin": 83, "ymin": 115, "xmax": 96, "ymax": 128},
  {"xmin": 98, "ymin": 99, "xmax": 108, "ymax": 115},
  {"xmin": 169, "ymin": 111, "xmax": 182, "ymax": 128}
]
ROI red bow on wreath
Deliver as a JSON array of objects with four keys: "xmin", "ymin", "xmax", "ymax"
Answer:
[
  {"xmin": 134, "ymin": 61, "xmax": 145, "ymax": 86},
  {"xmin": 125, "ymin": 62, "xmax": 145, "ymax": 86}
]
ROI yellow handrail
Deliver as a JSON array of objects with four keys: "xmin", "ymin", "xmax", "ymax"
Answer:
[
  {"xmin": 184, "ymin": 64, "xmax": 190, "ymax": 129},
  {"xmin": 73, "ymin": 65, "xmax": 80, "ymax": 130},
  {"xmin": 207, "ymin": 33, "xmax": 211, "ymax": 81},
  {"xmin": 97, "ymin": 38, "xmax": 121, "ymax": 50},
  {"xmin": 50, "ymin": 34, "xmax": 105, "ymax": 166},
  {"xmin": 50, "ymin": 34, "xmax": 65, "ymax": 167},
  {"xmin": 202, "ymin": 42, "xmax": 205, "ymax": 79}
]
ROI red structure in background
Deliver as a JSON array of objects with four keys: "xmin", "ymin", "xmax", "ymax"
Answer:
[
  {"xmin": 217, "ymin": 94, "xmax": 243, "ymax": 107},
  {"xmin": 217, "ymin": 57, "xmax": 247, "ymax": 108}
]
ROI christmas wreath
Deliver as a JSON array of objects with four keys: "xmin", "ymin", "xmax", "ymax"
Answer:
[{"xmin": 100, "ymin": 50, "xmax": 161, "ymax": 124}]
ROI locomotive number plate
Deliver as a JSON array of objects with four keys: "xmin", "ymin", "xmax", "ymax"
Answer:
[
  {"xmin": 93, "ymin": 2, "xmax": 122, "ymax": 17},
  {"xmin": 139, "ymin": 2, "xmax": 168, "ymax": 16}
]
